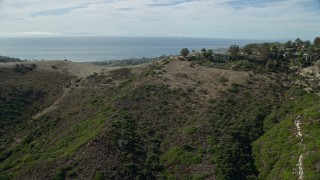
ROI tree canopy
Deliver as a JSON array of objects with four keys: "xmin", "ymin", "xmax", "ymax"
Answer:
[
  {"xmin": 180, "ymin": 48, "xmax": 190, "ymax": 57},
  {"xmin": 228, "ymin": 45, "xmax": 240, "ymax": 61},
  {"xmin": 314, "ymin": 37, "xmax": 320, "ymax": 48}
]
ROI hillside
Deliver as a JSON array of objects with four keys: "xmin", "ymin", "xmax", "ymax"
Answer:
[
  {"xmin": 0, "ymin": 57, "xmax": 319, "ymax": 179},
  {"xmin": 253, "ymin": 90, "xmax": 320, "ymax": 179}
]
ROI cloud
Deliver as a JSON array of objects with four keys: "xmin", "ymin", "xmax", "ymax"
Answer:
[
  {"xmin": 227, "ymin": 0, "xmax": 286, "ymax": 9},
  {"xmin": 146, "ymin": 0, "xmax": 195, "ymax": 7},
  {"xmin": 117, "ymin": 7, "xmax": 135, "ymax": 11},
  {"xmin": 30, "ymin": 5, "xmax": 88, "ymax": 16},
  {"xmin": 0, "ymin": 31, "xmax": 60, "ymax": 36},
  {"xmin": 0, "ymin": 0, "xmax": 319, "ymax": 40}
]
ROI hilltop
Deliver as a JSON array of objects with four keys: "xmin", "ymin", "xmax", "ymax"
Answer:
[{"xmin": 0, "ymin": 40, "xmax": 320, "ymax": 180}]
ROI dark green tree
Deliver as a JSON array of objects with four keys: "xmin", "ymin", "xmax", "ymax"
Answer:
[
  {"xmin": 285, "ymin": 40, "xmax": 293, "ymax": 49},
  {"xmin": 295, "ymin": 38, "xmax": 303, "ymax": 50},
  {"xmin": 304, "ymin": 40, "xmax": 311, "ymax": 49},
  {"xmin": 201, "ymin": 48, "xmax": 207, "ymax": 54},
  {"xmin": 259, "ymin": 43, "xmax": 270, "ymax": 61},
  {"xmin": 200, "ymin": 48, "xmax": 207, "ymax": 59},
  {"xmin": 180, "ymin": 48, "xmax": 190, "ymax": 57},
  {"xmin": 229, "ymin": 45, "xmax": 240, "ymax": 61},
  {"xmin": 207, "ymin": 49, "xmax": 213, "ymax": 60},
  {"xmin": 270, "ymin": 43, "xmax": 280, "ymax": 59},
  {"xmin": 243, "ymin": 45, "xmax": 254, "ymax": 57},
  {"xmin": 314, "ymin": 37, "xmax": 320, "ymax": 48}
]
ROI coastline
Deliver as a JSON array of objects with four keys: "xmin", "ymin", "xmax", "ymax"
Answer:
[{"xmin": 0, "ymin": 36, "xmax": 254, "ymax": 62}]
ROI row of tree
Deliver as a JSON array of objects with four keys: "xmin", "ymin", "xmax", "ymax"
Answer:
[
  {"xmin": 229, "ymin": 37, "xmax": 320, "ymax": 61},
  {"xmin": 180, "ymin": 37, "xmax": 320, "ymax": 63}
]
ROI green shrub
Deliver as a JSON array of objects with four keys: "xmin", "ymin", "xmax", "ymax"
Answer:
[
  {"xmin": 94, "ymin": 171, "xmax": 106, "ymax": 180},
  {"xmin": 218, "ymin": 76, "xmax": 228, "ymax": 83},
  {"xmin": 161, "ymin": 147, "xmax": 202, "ymax": 165},
  {"xmin": 229, "ymin": 83, "xmax": 240, "ymax": 93},
  {"xmin": 183, "ymin": 126, "xmax": 198, "ymax": 135},
  {"xmin": 13, "ymin": 64, "xmax": 35, "ymax": 73},
  {"xmin": 192, "ymin": 173, "xmax": 208, "ymax": 180}
]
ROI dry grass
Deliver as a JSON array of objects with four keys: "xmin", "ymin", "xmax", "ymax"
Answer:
[
  {"xmin": 141, "ymin": 57, "xmax": 250, "ymax": 99},
  {"xmin": 0, "ymin": 61, "xmax": 122, "ymax": 78}
]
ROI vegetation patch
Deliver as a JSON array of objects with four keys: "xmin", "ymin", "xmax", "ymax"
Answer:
[
  {"xmin": 183, "ymin": 126, "xmax": 198, "ymax": 135},
  {"xmin": 161, "ymin": 146, "xmax": 202, "ymax": 165},
  {"xmin": 253, "ymin": 90, "xmax": 320, "ymax": 180}
]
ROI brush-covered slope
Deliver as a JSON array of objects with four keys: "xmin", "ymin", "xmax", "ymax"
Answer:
[
  {"xmin": 0, "ymin": 64, "xmax": 73, "ymax": 151},
  {"xmin": 0, "ymin": 58, "xmax": 319, "ymax": 180},
  {"xmin": 253, "ymin": 88, "xmax": 320, "ymax": 180}
]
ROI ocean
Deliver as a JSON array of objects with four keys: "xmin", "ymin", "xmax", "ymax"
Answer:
[{"xmin": 0, "ymin": 37, "xmax": 263, "ymax": 62}]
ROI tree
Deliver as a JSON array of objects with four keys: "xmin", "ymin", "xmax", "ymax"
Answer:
[
  {"xmin": 228, "ymin": 45, "xmax": 240, "ymax": 61},
  {"xmin": 304, "ymin": 40, "xmax": 311, "ymax": 49},
  {"xmin": 295, "ymin": 38, "xmax": 303, "ymax": 50},
  {"xmin": 180, "ymin": 48, "xmax": 190, "ymax": 57},
  {"xmin": 207, "ymin": 49, "xmax": 213, "ymax": 60},
  {"xmin": 314, "ymin": 37, "xmax": 320, "ymax": 48},
  {"xmin": 200, "ymin": 48, "xmax": 207, "ymax": 59},
  {"xmin": 295, "ymin": 38, "xmax": 302, "ymax": 45},
  {"xmin": 201, "ymin": 48, "xmax": 207, "ymax": 54},
  {"xmin": 270, "ymin": 43, "xmax": 279, "ymax": 59},
  {"xmin": 243, "ymin": 44, "xmax": 254, "ymax": 57},
  {"xmin": 259, "ymin": 43, "xmax": 270, "ymax": 61},
  {"xmin": 285, "ymin": 40, "xmax": 293, "ymax": 49}
]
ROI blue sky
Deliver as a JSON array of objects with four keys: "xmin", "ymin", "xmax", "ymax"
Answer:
[{"xmin": 0, "ymin": 0, "xmax": 319, "ymax": 40}]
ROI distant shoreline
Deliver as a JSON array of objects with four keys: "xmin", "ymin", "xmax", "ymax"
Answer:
[
  {"xmin": 0, "ymin": 49, "xmax": 228, "ymax": 63},
  {"xmin": 0, "ymin": 37, "xmax": 257, "ymax": 62}
]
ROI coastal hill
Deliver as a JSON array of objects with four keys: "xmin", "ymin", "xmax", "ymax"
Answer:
[{"xmin": 1, "ymin": 40, "xmax": 320, "ymax": 179}]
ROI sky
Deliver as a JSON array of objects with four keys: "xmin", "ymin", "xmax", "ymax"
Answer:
[{"xmin": 0, "ymin": 0, "xmax": 319, "ymax": 40}]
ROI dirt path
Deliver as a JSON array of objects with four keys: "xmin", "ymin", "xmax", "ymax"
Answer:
[
  {"xmin": 31, "ymin": 79, "xmax": 107, "ymax": 120},
  {"xmin": 32, "ymin": 87, "xmax": 70, "ymax": 120},
  {"xmin": 295, "ymin": 114, "xmax": 305, "ymax": 180}
]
